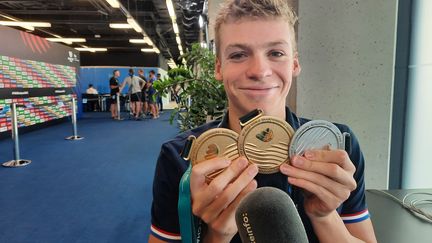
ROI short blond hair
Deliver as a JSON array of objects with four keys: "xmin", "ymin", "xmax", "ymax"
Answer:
[{"xmin": 214, "ymin": 0, "xmax": 298, "ymax": 57}]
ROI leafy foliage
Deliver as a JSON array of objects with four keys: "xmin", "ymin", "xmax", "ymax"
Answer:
[{"xmin": 154, "ymin": 43, "xmax": 227, "ymax": 131}]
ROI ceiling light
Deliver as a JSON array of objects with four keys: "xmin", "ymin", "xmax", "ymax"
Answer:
[
  {"xmin": 127, "ymin": 17, "xmax": 142, "ymax": 33},
  {"xmin": 173, "ymin": 22, "xmax": 179, "ymax": 34},
  {"xmin": 178, "ymin": 45, "xmax": 183, "ymax": 52},
  {"xmin": 166, "ymin": 0, "xmax": 176, "ymax": 20},
  {"xmin": 199, "ymin": 15, "xmax": 204, "ymax": 28},
  {"xmin": 129, "ymin": 39, "xmax": 146, "ymax": 44},
  {"xmin": 0, "ymin": 21, "xmax": 51, "ymax": 31},
  {"xmin": 145, "ymin": 37, "xmax": 154, "ymax": 46},
  {"xmin": 75, "ymin": 47, "xmax": 107, "ymax": 52},
  {"xmin": 46, "ymin": 38, "xmax": 86, "ymax": 43},
  {"xmin": 109, "ymin": 23, "xmax": 132, "ymax": 29},
  {"xmin": 175, "ymin": 35, "xmax": 181, "ymax": 45},
  {"xmin": 141, "ymin": 48, "xmax": 156, "ymax": 53},
  {"xmin": 153, "ymin": 48, "xmax": 160, "ymax": 54},
  {"xmin": 106, "ymin": 0, "xmax": 120, "ymax": 8},
  {"xmin": 94, "ymin": 34, "xmax": 101, "ymax": 38}
]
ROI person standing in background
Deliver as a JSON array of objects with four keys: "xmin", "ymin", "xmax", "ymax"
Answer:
[
  {"xmin": 147, "ymin": 70, "xmax": 158, "ymax": 119},
  {"xmin": 147, "ymin": 81, "xmax": 159, "ymax": 119},
  {"xmin": 138, "ymin": 69, "xmax": 149, "ymax": 118},
  {"xmin": 109, "ymin": 70, "xmax": 120, "ymax": 119},
  {"xmin": 156, "ymin": 73, "xmax": 163, "ymax": 112},
  {"xmin": 119, "ymin": 68, "xmax": 145, "ymax": 120}
]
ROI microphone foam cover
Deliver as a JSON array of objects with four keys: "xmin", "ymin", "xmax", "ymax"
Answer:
[{"xmin": 235, "ymin": 187, "xmax": 309, "ymax": 243}]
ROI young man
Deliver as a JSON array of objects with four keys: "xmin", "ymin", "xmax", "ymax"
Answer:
[
  {"xmin": 156, "ymin": 73, "xmax": 163, "ymax": 112},
  {"xmin": 149, "ymin": 0, "xmax": 377, "ymax": 242},
  {"xmin": 109, "ymin": 70, "xmax": 120, "ymax": 119},
  {"xmin": 147, "ymin": 70, "xmax": 158, "ymax": 119},
  {"xmin": 119, "ymin": 68, "xmax": 145, "ymax": 120},
  {"xmin": 138, "ymin": 69, "xmax": 149, "ymax": 117}
]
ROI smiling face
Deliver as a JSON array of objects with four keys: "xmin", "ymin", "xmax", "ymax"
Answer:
[{"xmin": 215, "ymin": 18, "xmax": 301, "ymax": 122}]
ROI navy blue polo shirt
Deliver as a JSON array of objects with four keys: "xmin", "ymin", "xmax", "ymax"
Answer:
[{"xmin": 150, "ymin": 107, "xmax": 369, "ymax": 242}]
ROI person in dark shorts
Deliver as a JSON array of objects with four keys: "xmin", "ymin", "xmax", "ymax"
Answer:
[
  {"xmin": 119, "ymin": 69, "xmax": 145, "ymax": 120},
  {"xmin": 147, "ymin": 81, "xmax": 158, "ymax": 119},
  {"xmin": 156, "ymin": 73, "xmax": 163, "ymax": 112},
  {"xmin": 138, "ymin": 69, "xmax": 149, "ymax": 117},
  {"xmin": 109, "ymin": 70, "xmax": 120, "ymax": 119}
]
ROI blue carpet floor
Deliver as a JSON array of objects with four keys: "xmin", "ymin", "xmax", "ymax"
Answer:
[{"xmin": 0, "ymin": 111, "xmax": 179, "ymax": 243}]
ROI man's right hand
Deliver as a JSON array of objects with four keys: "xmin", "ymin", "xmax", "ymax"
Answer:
[{"xmin": 190, "ymin": 156, "xmax": 258, "ymax": 243}]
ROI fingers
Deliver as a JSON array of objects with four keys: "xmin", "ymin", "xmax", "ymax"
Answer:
[
  {"xmin": 287, "ymin": 176, "xmax": 343, "ymax": 211},
  {"xmin": 191, "ymin": 157, "xmax": 231, "ymax": 187},
  {"xmin": 284, "ymin": 156, "xmax": 356, "ymax": 189},
  {"xmin": 304, "ymin": 149, "xmax": 355, "ymax": 172},
  {"xmin": 191, "ymin": 157, "xmax": 258, "ymax": 220},
  {"xmin": 200, "ymin": 164, "xmax": 258, "ymax": 223},
  {"xmin": 210, "ymin": 180, "xmax": 258, "ymax": 231},
  {"xmin": 282, "ymin": 164, "xmax": 354, "ymax": 201}
]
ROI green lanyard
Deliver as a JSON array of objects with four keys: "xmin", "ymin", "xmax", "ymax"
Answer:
[{"xmin": 178, "ymin": 163, "xmax": 202, "ymax": 243}]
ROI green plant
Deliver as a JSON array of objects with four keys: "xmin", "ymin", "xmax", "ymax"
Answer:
[{"xmin": 154, "ymin": 43, "xmax": 227, "ymax": 131}]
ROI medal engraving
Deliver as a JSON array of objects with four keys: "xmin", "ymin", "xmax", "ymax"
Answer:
[
  {"xmin": 239, "ymin": 116, "xmax": 295, "ymax": 174},
  {"xmin": 189, "ymin": 128, "xmax": 239, "ymax": 181},
  {"xmin": 289, "ymin": 120, "xmax": 344, "ymax": 157}
]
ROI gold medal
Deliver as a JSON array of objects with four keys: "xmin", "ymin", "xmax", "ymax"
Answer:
[
  {"xmin": 238, "ymin": 111, "xmax": 295, "ymax": 174},
  {"xmin": 189, "ymin": 128, "xmax": 239, "ymax": 181}
]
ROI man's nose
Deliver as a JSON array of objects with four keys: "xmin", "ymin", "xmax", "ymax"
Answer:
[{"xmin": 246, "ymin": 55, "xmax": 272, "ymax": 80}]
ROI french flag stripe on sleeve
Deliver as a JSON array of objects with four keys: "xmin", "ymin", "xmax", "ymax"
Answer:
[
  {"xmin": 341, "ymin": 209, "xmax": 370, "ymax": 224},
  {"xmin": 150, "ymin": 225, "xmax": 182, "ymax": 242}
]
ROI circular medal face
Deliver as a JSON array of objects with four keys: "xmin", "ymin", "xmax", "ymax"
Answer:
[
  {"xmin": 190, "ymin": 128, "xmax": 239, "ymax": 181},
  {"xmin": 238, "ymin": 116, "xmax": 295, "ymax": 174},
  {"xmin": 289, "ymin": 120, "xmax": 344, "ymax": 157}
]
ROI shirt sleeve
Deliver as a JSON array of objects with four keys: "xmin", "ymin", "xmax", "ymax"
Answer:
[
  {"xmin": 338, "ymin": 125, "xmax": 370, "ymax": 224},
  {"xmin": 151, "ymin": 140, "xmax": 188, "ymax": 242}
]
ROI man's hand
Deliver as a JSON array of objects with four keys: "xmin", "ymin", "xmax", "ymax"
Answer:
[
  {"xmin": 190, "ymin": 156, "xmax": 258, "ymax": 243},
  {"xmin": 280, "ymin": 149, "xmax": 357, "ymax": 219}
]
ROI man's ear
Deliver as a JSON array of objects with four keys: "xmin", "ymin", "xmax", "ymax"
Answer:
[
  {"xmin": 215, "ymin": 57, "xmax": 223, "ymax": 81},
  {"xmin": 292, "ymin": 52, "xmax": 301, "ymax": 77}
]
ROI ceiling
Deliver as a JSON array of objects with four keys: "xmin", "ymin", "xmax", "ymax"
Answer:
[{"xmin": 0, "ymin": 0, "xmax": 206, "ymax": 65}]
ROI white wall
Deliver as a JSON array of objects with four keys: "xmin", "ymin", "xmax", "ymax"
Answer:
[
  {"xmin": 296, "ymin": 0, "xmax": 398, "ymax": 189},
  {"xmin": 402, "ymin": 0, "xmax": 432, "ymax": 189}
]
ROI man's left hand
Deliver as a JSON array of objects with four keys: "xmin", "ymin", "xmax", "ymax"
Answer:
[{"xmin": 280, "ymin": 149, "xmax": 357, "ymax": 219}]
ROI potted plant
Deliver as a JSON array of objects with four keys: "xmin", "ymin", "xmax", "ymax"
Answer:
[{"xmin": 154, "ymin": 43, "xmax": 227, "ymax": 131}]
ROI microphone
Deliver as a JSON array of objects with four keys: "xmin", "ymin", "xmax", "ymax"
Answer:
[{"xmin": 235, "ymin": 187, "xmax": 309, "ymax": 243}]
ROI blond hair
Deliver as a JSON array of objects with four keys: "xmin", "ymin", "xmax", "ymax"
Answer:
[{"xmin": 214, "ymin": 0, "xmax": 298, "ymax": 57}]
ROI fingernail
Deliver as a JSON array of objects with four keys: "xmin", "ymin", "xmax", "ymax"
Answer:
[
  {"xmin": 280, "ymin": 163, "xmax": 289, "ymax": 172},
  {"xmin": 248, "ymin": 164, "xmax": 258, "ymax": 176},
  {"xmin": 237, "ymin": 157, "xmax": 247, "ymax": 168},
  {"xmin": 293, "ymin": 156, "xmax": 304, "ymax": 166},
  {"xmin": 305, "ymin": 151, "xmax": 314, "ymax": 159}
]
